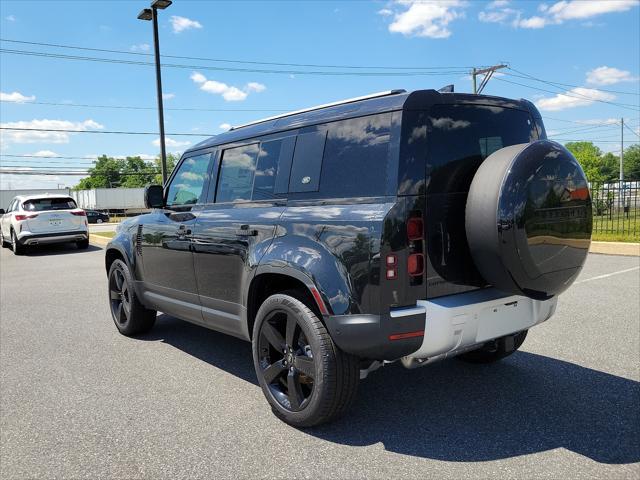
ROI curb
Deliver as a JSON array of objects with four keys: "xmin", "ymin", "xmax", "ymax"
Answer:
[
  {"xmin": 89, "ymin": 235, "xmax": 110, "ymax": 248},
  {"xmin": 590, "ymin": 241, "xmax": 640, "ymax": 256}
]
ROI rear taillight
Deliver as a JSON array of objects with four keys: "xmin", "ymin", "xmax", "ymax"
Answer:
[
  {"xmin": 70, "ymin": 210, "xmax": 86, "ymax": 216},
  {"xmin": 407, "ymin": 217, "xmax": 424, "ymax": 241},
  {"xmin": 407, "ymin": 253, "xmax": 424, "ymax": 276},
  {"xmin": 15, "ymin": 214, "xmax": 38, "ymax": 221}
]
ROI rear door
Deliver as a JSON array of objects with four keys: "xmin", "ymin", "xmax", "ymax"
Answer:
[{"xmin": 191, "ymin": 135, "xmax": 294, "ymax": 337}]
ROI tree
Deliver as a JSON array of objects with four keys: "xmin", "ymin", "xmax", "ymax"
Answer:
[
  {"xmin": 623, "ymin": 144, "xmax": 640, "ymax": 181},
  {"xmin": 564, "ymin": 141, "xmax": 604, "ymax": 184},
  {"xmin": 73, "ymin": 155, "xmax": 161, "ymax": 190},
  {"xmin": 600, "ymin": 152, "xmax": 619, "ymax": 183}
]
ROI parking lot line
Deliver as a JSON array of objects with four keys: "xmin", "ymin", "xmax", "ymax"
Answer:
[{"xmin": 575, "ymin": 266, "xmax": 640, "ymax": 284}]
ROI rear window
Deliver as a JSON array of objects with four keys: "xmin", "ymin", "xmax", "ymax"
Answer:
[
  {"xmin": 427, "ymin": 104, "xmax": 537, "ymax": 193},
  {"xmin": 22, "ymin": 197, "xmax": 77, "ymax": 211}
]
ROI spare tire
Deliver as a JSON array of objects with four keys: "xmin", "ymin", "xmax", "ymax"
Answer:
[{"xmin": 466, "ymin": 140, "xmax": 592, "ymax": 300}]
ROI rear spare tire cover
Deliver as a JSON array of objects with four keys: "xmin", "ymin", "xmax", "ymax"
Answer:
[{"xmin": 466, "ymin": 140, "xmax": 592, "ymax": 300}]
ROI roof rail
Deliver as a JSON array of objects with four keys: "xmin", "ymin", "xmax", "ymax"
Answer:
[{"xmin": 230, "ymin": 89, "xmax": 406, "ymax": 131}]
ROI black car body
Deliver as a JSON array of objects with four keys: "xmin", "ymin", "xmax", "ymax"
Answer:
[
  {"xmin": 105, "ymin": 89, "xmax": 591, "ymax": 426},
  {"xmin": 86, "ymin": 210, "xmax": 110, "ymax": 224}
]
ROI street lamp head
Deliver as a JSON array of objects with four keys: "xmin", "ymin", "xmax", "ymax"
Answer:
[
  {"xmin": 151, "ymin": 0, "xmax": 172, "ymax": 9},
  {"xmin": 137, "ymin": 8, "xmax": 153, "ymax": 20}
]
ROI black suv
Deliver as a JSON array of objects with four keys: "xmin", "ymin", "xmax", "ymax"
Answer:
[{"xmin": 105, "ymin": 89, "xmax": 592, "ymax": 427}]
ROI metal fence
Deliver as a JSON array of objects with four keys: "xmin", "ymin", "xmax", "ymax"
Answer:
[{"xmin": 591, "ymin": 181, "xmax": 639, "ymax": 240}]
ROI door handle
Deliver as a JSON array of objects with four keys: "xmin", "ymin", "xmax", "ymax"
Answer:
[{"xmin": 236, "ymin": 224, "xmax": 258, "ymax": 237}]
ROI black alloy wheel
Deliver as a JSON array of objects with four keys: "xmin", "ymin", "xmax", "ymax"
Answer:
[
  {"xmin": 107, "ymin": 259, "xmax": 156, "ymax": 336},
  {"xmin": 109, "ymin": 265, "xmax": 132, "ymax": 326},
  {"xmin": 257, "ymin": 308, "xmax": 316, "ymax": 412}
]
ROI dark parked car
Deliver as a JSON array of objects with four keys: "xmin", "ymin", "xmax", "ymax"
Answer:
[
  {"xmin": 86, "ymin": 210, "xmax": 110, "ymax": 224},
  {"xmin": 105, "ymin": 89, "xmax": 592, "ymax": 427}
]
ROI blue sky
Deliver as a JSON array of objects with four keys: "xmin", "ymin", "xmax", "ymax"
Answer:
[{"xmin": 0, "ymin": 0, "xmax": 638, "ymax": 189}]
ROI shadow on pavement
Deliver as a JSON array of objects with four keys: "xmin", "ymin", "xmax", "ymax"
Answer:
[
  {"xmin": 17, "ymin": 243, "xmax": 102, "ymax": 256},
  {"xmin": 141, "ymin": 314, "xmax": 639, "ymax": 465}
]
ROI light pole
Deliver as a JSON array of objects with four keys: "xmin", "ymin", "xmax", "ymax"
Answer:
[{"xmin": 138, "ymin": 0, "xmax": 172, "ymax": 186}]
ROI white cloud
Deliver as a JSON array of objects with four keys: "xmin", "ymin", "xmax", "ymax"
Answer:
[
  {"xmin": 5, "ymin": 15, "xmax": 16, "ymax": 22},
  {"xmin": 219, "ymin": 123, "xmax": 231, "ymax": 131},
  {"xmin": 162, "ymin": 93, "xmax": 176, "ymax": 100},
  {"xmin": 381, "ymin": 0, "xmax": 467, "ymax": 39},
  {"xmin": 547, "ymin": 0, "xmax": 638, "ymax": 21},
  {"xmin": 190, "ymin": 72, "xmax": 266, "ymax": 102},
  {"xmin": 0, "ymin": 119, "xmax": 104, "ymax": 144},
  {"xmin": 517, "ymin": 15, "xmax": 547, "ymax": 28},
  {"xmin": 152, "ymin": 137, "xmax": 191, "ymax": 148},
  {"xmin": 536, "ymin": 87, "xmax": 616, "ymax": 111},
  {"xmin": 246, "ymin": 82, "xmax": 266, "ymax": 93},
  {"xmin": 586, "ymin": 66, "xmax": 637, "ymax": 86},
  {"xmin": 170, "ymin": 15, "xmax": 203, "ymax": 33},
  {"xmin": 1, "ymin": 91, "xmax": 36, "ymax": 103},
  {"xmin": 31, "ymin": 150, "xmax": 60, "ymax": 157},
  {"xmin": 480, "ymin": 0, "xmax": 638, "ymax": 29},
  {"xmin": 130, "ymin": 43, "xmax": 150, "ymax": 52},
  {"xmin": 378, "ymin": 8, "xmax": 393, "ymax": 16}
]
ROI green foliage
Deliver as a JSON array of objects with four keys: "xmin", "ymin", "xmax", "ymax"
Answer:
[
  {"xmin": 564, "ymin": 141, "xmax": 640, "ymax": 184},
  {"xmin": 73, "ymin": 153, "xmax": 181, "ymax": 190}
]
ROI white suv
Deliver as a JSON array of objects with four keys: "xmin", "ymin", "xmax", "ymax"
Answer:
[{"xmin": 0, "ymin": 194, "xmax": 89, "ymax": 255}]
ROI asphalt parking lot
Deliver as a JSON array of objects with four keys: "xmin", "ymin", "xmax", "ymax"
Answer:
[{"xmin": 0, "ymin": 244, "xmax": 638, "ymax": 479}]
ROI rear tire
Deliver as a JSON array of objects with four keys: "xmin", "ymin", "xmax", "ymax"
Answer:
[
  {"xmin": 11, "ymin": 230, "xmax": 25, "ymax": 255},
  {"xmin": 76, "ymin": 239, "xmax": 89, "ymax": 249},
  {"xmin": 252, "ymin": 291, "xmax": 359, "ymax": 428},
  {"xmin": 457, "ymin": 330, "xmax": 528, "ymax": 364},
  {"xmin": 108, "ymin": 259, "xmax": 156, "ymax": 336},
  {"xmin": 97, "ymin": 219, "xmax": 103, "ymax": 224}
]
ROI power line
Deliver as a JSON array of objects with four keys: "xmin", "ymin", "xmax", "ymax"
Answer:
[
  {"xmin": 0, "ymin": 48, "xmax": 469, "ymax": 77},
  {"xmin": 505, "ymin": 68, "xmax": 640, "ymax": 97},
  {"xmin": 0, "ymin": 127, "xmax": 209, "ymax": 136},
  {"xmin": 623, "ymin": 122, "xmax": 640, "ymax": 139},
  {"xmin": 0, "ymin": 170, "xmax": 160, "ymax": 176},
  {"xmin": 0, "ymin": 99, "xmax": 289, "ymax": 113},
  {"xmin": 0, "ymin": 154, "xmax": 109, "ymax": 160},
  {"xmin": 493, "ymin": 77, "xmax": 640, "ymax": 111},
  {"xmin": 0, "ymin": 37, "xmax": 481, "ymax": 71}
]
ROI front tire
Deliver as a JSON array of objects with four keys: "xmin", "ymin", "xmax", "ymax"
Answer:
[
  {"xmin": 457, "ymin": 330, "xmax": 528, "ymax": 364},
  {"xmin": 108, "ymin": 259, "xmax": 156, "ymax": 336},
  {"xmin": 252, "ymin": 292, "xmax": 359, "ymax": 428}
]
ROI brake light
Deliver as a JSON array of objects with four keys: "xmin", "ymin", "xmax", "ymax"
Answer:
[
  {"xmin": 407, "ymin": 217, "xmax": 424, "ymax": 241},
  {"xmin": 407, "ymin": 253, "xmax": 424, "ymax": 276},
  {"xmin": 389, "ymin": 330, "xmax": 424, "ymax": 341},
  {"xmin": 15, "ymin": 214, "xmax": 38, "ymax": 221},
  {"xmin": 70, "ymin": 210, "xmax": 86, "ymax": 216}
]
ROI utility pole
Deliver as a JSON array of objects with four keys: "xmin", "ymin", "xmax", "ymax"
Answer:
[
  {"xmin": 620, "ymin": 118, "xmax": 624, "ymax": 182},
  {"xmin": 472, "ymin": 64, "xmax": 508, "ymax": 94}
]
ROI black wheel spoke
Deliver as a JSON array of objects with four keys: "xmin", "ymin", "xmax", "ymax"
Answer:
[
  {"xmin": 116, "ymin": 302, "xmax": 124, "ymax": 322},
  {"xmin": 285, "ymin": 315, "xmax": 298, "ymax": 347},
  {"xmin": 294, "ymin": 355, "xmax": 315, "ymax": 379},
  {"xmin": 115, "ymin": 271, "xmax": 124, "ymax": 290},
  {"xmin": 263, "ymin": 360, "xmax": 286, "ymax": 384},
  {"xmin": 287, "ymin": 370, "xmax": 304, "ymax": 410},
  {"xmin": 262, "ymin": 321, "xmax": 285, "ymax": 351},
  {"xmin": 110, "ymin": 290, "xmax": 120, "ymax": 300}
]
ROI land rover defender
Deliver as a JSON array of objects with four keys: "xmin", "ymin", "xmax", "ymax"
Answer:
[{"xmin": 105, "ymin": 89, "xmax": 592, "ymax": 427}]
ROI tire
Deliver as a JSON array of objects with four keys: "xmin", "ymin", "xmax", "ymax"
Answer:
[
  {"xmin": 0, "ymin": 229, "xmax": 10, "ymax": 248},
  {"xmin": 76, "ymin": 239, "xmax": 89, "ymax": 249},
  {"xmin": 11, "ymin": 230, "xmax": 25, "ymax": 255},
  {"xmin": 457, "ymin": 330, "xmax": 528, "ymax": 364},
  {"xmin": 97, "ymin": 219, "xmax": 103, "ymax": 224},
  {"xmin": 252, "ymin": 291, "xmax": 359, "ymax": 428},
  {"xmin": 108, "ymin": 259, "xmax": 156, "ymax": 336}
]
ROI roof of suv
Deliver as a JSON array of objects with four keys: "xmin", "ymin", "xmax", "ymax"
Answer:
[
  {"xmin": 14, "ymin": 194, "xmax": 74, "ymax": 202},
  {"xmin": 187, "ymin": 89, "xmax": 535, "ymax": 154}
]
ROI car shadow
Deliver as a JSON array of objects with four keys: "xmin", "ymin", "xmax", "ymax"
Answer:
[
  {"xmin": 140, "ymin": 314, "xmax": 639, "ymax": 465},
  {"xmin": 22, "ymin": 243, "xmax": 102, "ymax": 256}
]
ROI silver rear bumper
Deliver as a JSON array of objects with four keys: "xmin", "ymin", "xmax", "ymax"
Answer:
[
  {"xmin": 20, "ymin": 232, "xmax": 88, "ymax": 245},
  {"xmin": 402, "ymin": 288, "xmax": 557, "ymax": 368}
]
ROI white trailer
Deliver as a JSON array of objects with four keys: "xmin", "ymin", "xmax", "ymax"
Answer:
[{"xmin": 70, "ymin": 188, "xmax": 147, "ymax": 212}]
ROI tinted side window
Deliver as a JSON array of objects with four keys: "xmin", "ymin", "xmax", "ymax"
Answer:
[
  {"xmin": 320, "ymin": 113, "xmax": 392, "ymax": 198},
  {"xmin": 166, "ymin": 153, "xmax": 212, "ymax": 206},
  {"xmin": 216, "ymin": 144, "xmax": 259, "ymax": 203},
  {"xmin": 253, "ymin": 137, "xmax": 295, "ymax": 200},
  {"xmin": 289, "ymin": 130, "xmax": 326, "ymax": 193}
]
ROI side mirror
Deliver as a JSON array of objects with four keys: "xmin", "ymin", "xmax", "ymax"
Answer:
[
  {"xmin": 144, "ymin": 185, "xmax": 164, "ymax": 209},
  {"xmin": 0, "ymin": 209, "xmax": 5, "ymax": 215}
]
